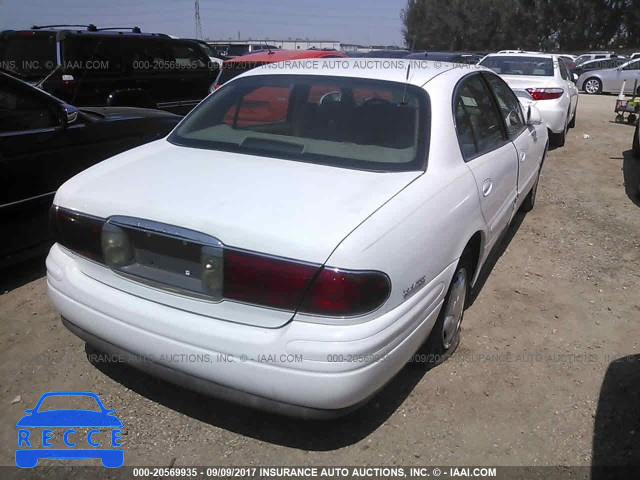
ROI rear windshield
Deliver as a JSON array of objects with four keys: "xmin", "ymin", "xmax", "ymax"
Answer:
[
  {"xmin": 170, "ymin": 74, "xmax": 429, "ymax": 172},
  {"xmin": 479, "ymin": 56, "xmax": 554, "ymax": 76},
  {"xmin": 0, "ymin": 32, "xmax": 57, "ymax": 79},
  {"xmin": 216, "ymin": 61, "xmax": 266, "ymax": 85}
]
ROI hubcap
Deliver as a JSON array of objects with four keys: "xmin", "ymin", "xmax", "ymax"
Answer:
[
  {"xmin": 442, "ymin": 268, "xmax": 467, "ymax": 349},
  {"xmin": 585, "ymin": 80, "xmax": 599, "ymax": 94}
]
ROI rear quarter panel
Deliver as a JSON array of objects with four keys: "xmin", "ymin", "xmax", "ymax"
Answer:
[{"xmin": 319, "ymin": 73, "xmax": 487, "ymax": 323}]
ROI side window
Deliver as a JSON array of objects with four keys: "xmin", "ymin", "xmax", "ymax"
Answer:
[
  {"xmin": 64, "ymin": 36, "xmax": 123, "ymax": 75},
  {"xmin": 623, "ymin": 61, "xmax": 639, "ymax": 71},
  {"xmin": 0, "ymin": 83, "xmax": 58, "ymax": 133},
  {"xmin": 484, "ymin": 73, "xmax": 526, "ymax": 138},
  {"xmin": 453, "ymin": 75, "xmax": 504, "ymax": 160},
  {"xmin": 170, "ymin": 42, "xmax": 208, "ymax": 69},
  {"xmin": 558, "ymin": 59, "xmax": 570, "ymax": 81},
  {"xmin": 128, "ymin": 39, "xmax": 171, "ymax": 71}
]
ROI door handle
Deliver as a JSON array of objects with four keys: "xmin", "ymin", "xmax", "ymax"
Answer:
[
  {"xmin": 520, "ymin": 150, "xmax": 526, "ymax": 162},
  {"xmin": 482, "ymin": 179, "xmax": 493, "ymax": 197}
]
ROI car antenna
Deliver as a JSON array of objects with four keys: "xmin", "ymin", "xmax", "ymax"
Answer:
[{"xmin": 400, "ymin": 62, "xmax": 412, "ymax": 105}]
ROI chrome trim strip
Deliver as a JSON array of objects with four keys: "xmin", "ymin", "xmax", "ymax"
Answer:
[{"xmin": 107, "ymin": 216, "xmax": 223, "ymax": 247}]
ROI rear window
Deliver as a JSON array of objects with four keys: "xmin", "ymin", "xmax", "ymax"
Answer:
[
  {"xmin": 0, "ymin": 32, "xmax": 57, "ymax": 79},
  {"xmin": 479, "ymin": 56, "xmax": 554, "ymax": 76},
  {"xmin": 170, "ymin": 74, "xmax": 429, "ymax": 172}
]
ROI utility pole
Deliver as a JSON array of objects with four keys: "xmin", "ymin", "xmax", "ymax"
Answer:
[{"xmin": 195, "ymin": 0, "xmax": 203, "ymax": 40}]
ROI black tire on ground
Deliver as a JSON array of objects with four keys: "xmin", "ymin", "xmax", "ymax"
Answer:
[
  {"xmin": 583, "ymin": 77, "xmax": 602, "ymax": 94},
  {"xmin": 520, "ymin": 169, "xmax": 541, "ymax": 213},
  {"xmin": 633, "ymin": 122, "xmax": 640, "ymax": 158},
  {"xmin": 416, "ymin": 250, "xmax": 473, "ymax": 370},
  {"xmin": 550, "ymin": 127, "xmax": 566, "ymax": 148},
  {"xmin": 568, "ymin": 107, "xmax": 576, "ymax": 129}
]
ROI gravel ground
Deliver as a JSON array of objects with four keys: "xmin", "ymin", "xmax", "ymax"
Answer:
[{"xmin": 1, "ymin": 94, "xmax": 639, "ymax": 472}]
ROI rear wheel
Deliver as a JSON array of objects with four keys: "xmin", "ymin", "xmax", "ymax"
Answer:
[
  {"xmin": 583, "ymin": 77, "xmax": 602, "ymax": 94},
  {"xmin": 568, "ymin": 106, "xmax": 577, "ymax": 128},
  {"xmin": 550, "ymin": 122, "xmax": 567, "ymax": 148},
  {"xmin": 520, "ymin": 168, "xmax": 541, "ymax": 212},
  {"xmin": 417, "ymin": 251, "xmax": 473, "ymax": 369}
]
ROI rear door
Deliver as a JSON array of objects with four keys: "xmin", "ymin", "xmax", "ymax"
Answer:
[
  {"xmin": 454, "ymin": 74, "xmax": 519, "ymax": 251},
  {"xmin": 483, "ymin": 72, "xmax": 544, "ymax": 206},
  {"xmin": 558, "ymin": 58, "xmax": 579, "ymax": 114}
]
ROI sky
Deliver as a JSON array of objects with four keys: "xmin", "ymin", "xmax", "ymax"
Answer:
[{"xmin": 0, "ymin": 0, "xmax": 407, "ymax": 46}]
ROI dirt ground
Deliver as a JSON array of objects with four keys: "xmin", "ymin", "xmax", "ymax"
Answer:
[{"xmin": 1, "ymin": 94, "xmax": 639, "ymax": 472}]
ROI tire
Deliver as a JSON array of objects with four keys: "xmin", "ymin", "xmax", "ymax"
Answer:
[
  {"xmin": 583, "ymin": 77, "xmax": 602, "ymax": 95},
  {"xmin": 417, "ymin": 250, "xmax": 473, "ymax": 369},
  {"xmin": 633, "ymin": 122, "xmax": 640, "ymax": 158},
  {"xmin": 520, "ymin": 168, "xmax": 541, "ymax": 212},
  {"xmin": 568, "ymin": 106, "xmax": 576, "ymax": 129},
  {"xmin": 550, "ymin": 123, "xmax": 567, "ymax": 148}
]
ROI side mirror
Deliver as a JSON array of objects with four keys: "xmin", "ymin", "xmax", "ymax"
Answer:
[
  {"xmin": 57, "ymin": 103, "xmax": 78, "ymax": 128},
  {"xmin": 526, "ymin": 105, "xmax": 543, "ymax": 125},
  {"xmin": 572, "ymin": 73, "xmax": 578, "ymax": 82}
]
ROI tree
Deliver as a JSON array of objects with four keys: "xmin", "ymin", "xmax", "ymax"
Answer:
[{"xmin": 401, "ymin": 0, "xmax": 639, "ymax": 51}]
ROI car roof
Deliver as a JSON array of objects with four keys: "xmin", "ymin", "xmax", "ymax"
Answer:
[
  {"xmin": 224, "ymin": 49, "xmax": 347, "ymax": 64},
  {"xmin": 237, "ymin": 57, "xmax": 491, "ymax": 87},
  {"xmin": 580, "ymin": 57, "xmax": 624, "ymax": 65},
  {"xmin": 484, "ymin": 52, "xmax": 555, "ymax": 59},
  {"xmin": 1, "ymin": 28, "xmax": 170, "ymax": 39}
]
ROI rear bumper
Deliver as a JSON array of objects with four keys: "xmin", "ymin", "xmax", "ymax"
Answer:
[
  {"xmin": 536, "ymin": 102, "xmax": 568, "ymax": 133},
  {"xmin": 47, "ymin": 244, "xmax": 452, "ymax": 417}
]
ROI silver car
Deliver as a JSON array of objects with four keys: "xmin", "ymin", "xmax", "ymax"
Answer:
[{"xmin": 577, "ymin": 59, "xmax": 640, "ymax": 95}]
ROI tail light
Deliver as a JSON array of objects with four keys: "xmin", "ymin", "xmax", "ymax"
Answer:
[
  {"xmin": 298, "ymin": 267, "xmax": 391, "ymax": 317},
  {"xmin": 50, "ymin": 206, "xmax": 103, "ymax": 262},
  {"xmin": 223, "ymin": 250, "xmax": 319, "ymax": 311},
  {"xmin": 526, "ymin": 88, "xmax": 564, "ymax": 100},
  {"xmin": 50, "ymin": 206, "xmax": 391, "ymax": 317}
]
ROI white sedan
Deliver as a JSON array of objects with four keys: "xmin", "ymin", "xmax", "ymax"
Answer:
[
  {"xmin": 47, "ymin": 60, "xmax": 548, "ymax": 417},
  {"xmin": 479, "ymin": 53, "xmax": 578, "ymax": 148}
]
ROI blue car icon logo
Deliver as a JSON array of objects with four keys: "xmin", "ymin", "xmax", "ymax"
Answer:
[{"xmin": 16, "ymin": 391, "xmax": 123, "ymax": 468}]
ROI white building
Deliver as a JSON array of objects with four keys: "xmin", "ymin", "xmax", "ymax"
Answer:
[{"xmin": 207, "ymin": 38, "xmax": 341, "ymax": 51}]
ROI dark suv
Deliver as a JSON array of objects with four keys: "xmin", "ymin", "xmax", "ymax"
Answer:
[{"xmin": 0, "ymin": 25, "xmax": 218, "ymax": 114}]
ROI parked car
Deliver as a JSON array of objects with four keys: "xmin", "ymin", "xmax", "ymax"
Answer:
[
  {"xmin": 47, "ymin": 60, "xmax": 548, "ymax": 417},
  {"xmin": 0, "ymin": 71, "xmax": 180, "ymax": 267},
  {"xmin": 572, "ymin": 57, "xmax": 628, "ymax": 80},
  {"xmin": 212, "ymin": 49, "xmax": 347, "ymax": 90},
  {"xmin": 577, "ymin": 59, "xmax": 640, "ymax": 95},
  {"xmin": 479, "ymin": 53, "xmax": 578, "ymax": 147},
  {"xmin": 557, "ymin": 55, "xmax": 577, "ymax": 73},
  {"xmin": 631, "ymin": 53, "xmax": 640, "ymax": 60},
  {"xmin": 359, "ymin": 49, "xmax": 410, "ymax": 58},
  {"xmin": 574, "ymin": 52, "xmax": 617, "ymax": 64},
  {"xmin": 406, "ymin": 51, "xmax": 483, "ymax": 64},
  {"xmin": 217, "ymin": 43, "xmax": 280, "ymax": 58},
  {"xmin": 0, "ymin": 25, "xmax": 218, "ymax": 114}
]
